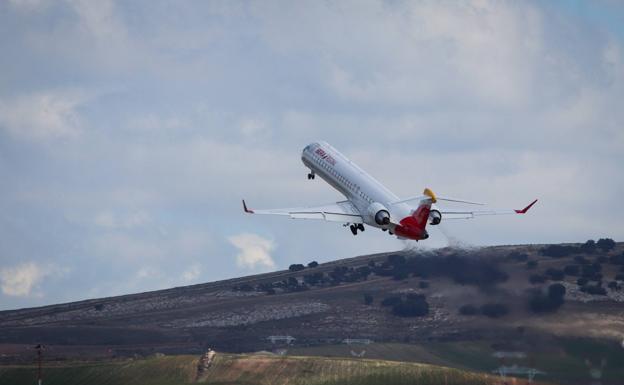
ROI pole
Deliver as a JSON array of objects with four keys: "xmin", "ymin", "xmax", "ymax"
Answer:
[
  {"xmin": 35, "ymin": 344, "xmax": 43, "ymax": 385},
  {"xmin": 38, "ymin": 348, "xmax": 41, "ymax": 385}
]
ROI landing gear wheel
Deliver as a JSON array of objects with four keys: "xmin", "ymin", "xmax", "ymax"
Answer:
[
  {"xmin": 307, "ymin": 173, "xmax": 315, "ymax": 180},
  {"xmin": 357, "ymin": 223, "xmax": 365, "ymax": 232},
  {"xmin": 350, "ymin": 224, "xmax": 358, "ymax": 235}
]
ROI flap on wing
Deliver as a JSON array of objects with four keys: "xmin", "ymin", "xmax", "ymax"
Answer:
[{"xmin": 243, "ymin": 200, "xmax": 364, "ymax": 223}]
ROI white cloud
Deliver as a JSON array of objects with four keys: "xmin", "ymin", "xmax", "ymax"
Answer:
[
  {"xmin": 0, "ymin": 90, "xmax": 86, "ymax": 140},
  {"xmin": 181, "ymin": 263, "xmax": 201, "ymax": 282},
  {"xmin": 93, "ymin": 210, "xmax": 150, "ymax": 229},
  {"xmin": 228, "ymin": 233, "xmax": 276, "ymax": 270},
  {"xmin": 0, "ymin": 262, "xmax": 66, "ymax": 297}
]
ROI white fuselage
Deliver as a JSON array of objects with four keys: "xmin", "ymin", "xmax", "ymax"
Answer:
[{"xmin": 301, "ymin": 141, "xmax": 413, "ymax": 229}]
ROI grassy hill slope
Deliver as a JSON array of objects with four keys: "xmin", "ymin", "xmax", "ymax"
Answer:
[{"xmin": 0, "ymin": 353, "xmax": 530, "ymax": 385}]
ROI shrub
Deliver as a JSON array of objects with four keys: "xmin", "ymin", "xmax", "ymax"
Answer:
[
  {"xmin": 615, "ymin": 274, "xmax": 624, "ymax": 281},
  {"xmin": 545, "ymin": 268, "xmax": 565, "ymax": 281},
  {"xmin": 596, "ymin": 238, "xmax": 616, "ymax": 252},
  {"xmin": 480, "ymin": 303, "xmax": 509, "ymax": 318},
  {"xmin": 597, "ymin": 256, "xmax": 608, "ymax": 263},
  {"xmin": 577, "ymin": 277, "xmax": 588, "ymax": 286},
  {"xmin": 364, "ymin": 293, "xmax": 373, "ymax": 305},
  {"xmin": 303, "ymin": 272, "xmax": 324, "ymax": 285},
  {"xmin": 574, "ymin": 256, "xmax": 590, "ymax": 265},
  {"xmin": 529, "ymin": 274, "xmax": 546, "ymax": 284},
  {"xmin": 548, "ymin": 283, "xmax": 566, "ymax": 302},
  {"xmin": 526, "ymin": 260, "xmax": 538, "ymax": 269},
  {"xmin": 564, "ymin": 265, "xmax": 580, "ymax": 276},
  {"xmin": 607, "ymin": 281, "xmax": 619, "ymax": 290},
  {"xmin": 581, "ymin": 264, "xmax": 601, "ymax": 278},
  {"xmin": 528, "ymin": 284, "xmax": 565, "ymax": 313},
  {"xmin": 289, "ymin": 264, "xmax": 305, "ymax": 272},
  {"xmin": 381, "ymin": 296, "xmax": 402, "ymax": 307},
  {"xmin": 459, "ymin": 304, "xmax": 478, "ymax": 316},
  {"xmin": 580, "ymin": 285, "xmax": 607, "ymax": 295},
  {"xmin": 418, "ymin": 281, "xmax": 429, "ymax": 289},
  {"xmin": 307, "ymin": 261, "xmax": 319, "ymax": 268},
  {"xmin": 580, "ymin": 240, "xmax": 596, "ymax": 253},
  {"xmin": 94, "ymin": 304, "xmax": 104, "ymax": 311},
  {"xmin": 541, "ymin": 245, "xmax": 577, "ymax": 258},
  {"xmin": 392, "ymin": 295, "xmax": 429, "ymax": 317}
]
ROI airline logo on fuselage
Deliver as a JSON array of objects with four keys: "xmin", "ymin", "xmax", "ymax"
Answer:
[{"xmin": 315, "ymin": 147, "xmax": 336, "ymax": 166}]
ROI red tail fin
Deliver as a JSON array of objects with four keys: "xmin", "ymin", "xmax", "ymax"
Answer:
[
  {"xmin": 412, "ymin": 203, "xmax": 431, "ymax": 230},
  {"xmin": 395, "ymin": 202, "xmax": 432, "ymax": 240}
]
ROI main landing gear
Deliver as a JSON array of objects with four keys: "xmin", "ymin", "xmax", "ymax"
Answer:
[
  {"xmin": 349, "ymin": 223, "xmax": 365, "ymax": 235},
  {"xmin": 307, "ymin": 172, "xmax": 315, "ymax": 180}
]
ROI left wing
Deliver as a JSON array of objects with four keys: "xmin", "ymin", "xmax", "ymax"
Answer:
[
  {"xmin": 242, "ymin": 199, "xmax": 364, "ymax": 223},
  {"xmin": 441, "ymin": 199, "xmax": 538, "ymax": 220}
]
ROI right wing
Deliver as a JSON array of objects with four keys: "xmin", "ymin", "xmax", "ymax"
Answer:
[
  {"xmin": 242, "ymin": 199, "xmax": 364, "ymax": 223},
  {"xmin": 441, "ymin": 199, "xmax": 538, "ymax": 220}
]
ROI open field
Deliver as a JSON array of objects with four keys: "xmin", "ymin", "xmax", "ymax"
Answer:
[
  {"xmin": 0, "ymin": 355, "xmax": 198, "ymax": 385},
  {"xmin": 0, "ymin": 353, "xmax": 540, "ymax": 385},
  {"xmin": 288, "ymin": 338, "xmax": 624, "ymax": 385}
]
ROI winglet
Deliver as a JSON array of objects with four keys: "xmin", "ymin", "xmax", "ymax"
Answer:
[
  {"xmin": 242, "ymin": 199, "xmax": 254, "ymax": 214},
  {"xmin": 515, "ymin": 199, "xmax": 538, "ymax": 214}
]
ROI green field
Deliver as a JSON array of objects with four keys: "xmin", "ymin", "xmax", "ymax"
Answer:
[
  {"xmin": 0, "ymin": 355, "xmax": 198, "ymax": 385},
  {"xmin": 2, "ymin": 338, "xmax": 621, "ymax": 384},
  {"xmin": 0, "ymin": 353, "xmax": 511, "ymax": 385},
  {"xmin": 289, "ymin": 339, "xmax": 624, "ymax": 385}
]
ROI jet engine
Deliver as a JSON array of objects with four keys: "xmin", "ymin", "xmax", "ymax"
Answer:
[
  {"xmin": 367, "ymin": 202, "xmax": 391, "ymax": 225},
  {"xmin": 429, "ymin": 209, "xmax": 442, "ymax": 225}
]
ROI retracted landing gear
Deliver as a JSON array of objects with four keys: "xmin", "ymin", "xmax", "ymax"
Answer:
[{"xmin": 307, "ymin": 172, "xmax": 315, "ymax": 180}]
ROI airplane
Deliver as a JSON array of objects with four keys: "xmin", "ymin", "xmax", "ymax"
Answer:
[{"xmin": 243, "ymin": 141, "xmax": 537, "ymax": 241}]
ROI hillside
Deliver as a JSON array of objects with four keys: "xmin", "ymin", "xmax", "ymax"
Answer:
[{"xmin": 1, "ymin": 241, "xmax": 623, "ymax": 384}]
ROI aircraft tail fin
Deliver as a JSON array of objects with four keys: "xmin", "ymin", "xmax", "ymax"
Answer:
[{"xmin": 412, "ymin": 200, "xmax": 432, "ymax": 230}]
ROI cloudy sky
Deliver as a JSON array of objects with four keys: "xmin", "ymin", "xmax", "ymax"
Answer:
[{"xmin": 1, "ymin": 0, "xmax": 623, "ymax": 310}]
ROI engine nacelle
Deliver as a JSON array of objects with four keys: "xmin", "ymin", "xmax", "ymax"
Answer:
[
  {"xmin": 367, "ymin": 202, "xmax": 391, "ymax": 226},
  {"xmin": 429, "ymin": 209, "xmax": 442, "ymax": 225}
]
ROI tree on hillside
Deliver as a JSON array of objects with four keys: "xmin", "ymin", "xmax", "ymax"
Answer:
[
  {"xmin": 529, "ymin": 283, "xmax": 566, "ymax": 313},
  {"xmin": 392, "ymin": 295, "xmax": 429, "ymax": 317},
  {"xmin": 596, "ymin": 238, "xmax": 616, "ymax": 252},
  {"xmin": 580, "ymin": 240, "xmax": 596, "ymax": 253},
  {"xmin": 289, "ymin": 264, "xmax": 305, "ymax": 272},
  {"xmin": 541, "ymin": 245, "xmax": 577, "ymax": 258}
]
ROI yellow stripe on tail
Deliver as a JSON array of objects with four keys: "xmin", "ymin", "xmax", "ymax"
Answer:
[{"xmin": 423, "ymin": 188, "xmax": 437, "ymax": 203}]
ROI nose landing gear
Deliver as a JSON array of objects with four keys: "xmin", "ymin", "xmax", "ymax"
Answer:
[{"xmin": 307, "ymin": 172, "xmax": 315, "ymax": 180}]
